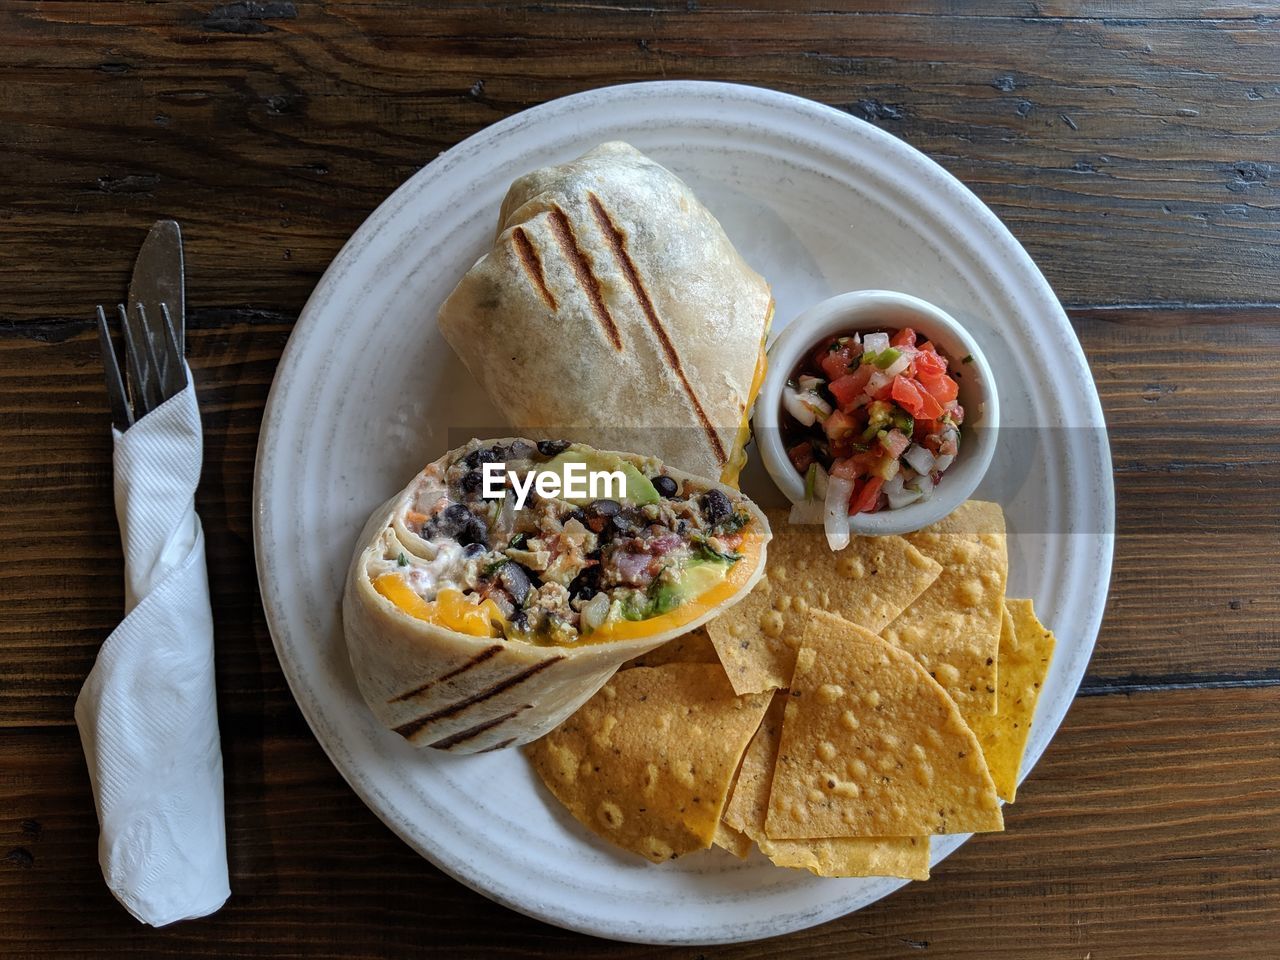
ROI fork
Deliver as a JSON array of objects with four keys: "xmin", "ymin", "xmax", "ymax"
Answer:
[{"xmin": 96, "ymin": 303, "xmax": 188, "ymax": 431}]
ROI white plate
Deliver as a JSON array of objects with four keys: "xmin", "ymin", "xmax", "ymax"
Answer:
[{"xmin": 254, "ymin": 81, "xmax": 1113, "ymax": 944}]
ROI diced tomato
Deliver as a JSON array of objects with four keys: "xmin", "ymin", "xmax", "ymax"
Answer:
[
  {"xmin": 913, "ymin": 348, "xmax": 947, "ymax": 379},
  {"xmin": 787, "ymin": 441, "xmax": 814, "ymax": 473},
  {"xmin": 917, "ymin": 387, "xmax": 945, "ymax": 420},
  {"xmin": 829, "ymin": 366, "xmax": 874, "ymax": 410},
  {"xmin": 810, "ymin": 336, "xmax": 838, "ymax": 369},
  {"xmin": 850, "ymin": 476, "xmax": 885, "ymax": 514},
  {"xmin": 850, "ymin": 450, "xmax": 882, "ymax": 475},
  {"xmin": 890, "ymin": 376, "xmax": 926, "ymax": 417},
  {"xmin": 829, "ymin": 457, "xmax": 859, "ymax": 480},
  {"xmin": 820, "ymin": 339, "xmax": 862, "ymax": 380},
  {"xmin": 919, "ymin": 373, "xmax": 959, "ymax": 405},
  {"xmin": 914, "ymin": 418, "xmax": 940, "ymax": 441},
  {"xmin": 823, "ymin": 409, "xmax": 857, "ymax": 442},
  {"xmin": 879, "ymin": 428, "xmax": 911, "ymax": 459},
  {"xmin": 890, "ymin": 327, "xmax": 917, "ymax": 349}
]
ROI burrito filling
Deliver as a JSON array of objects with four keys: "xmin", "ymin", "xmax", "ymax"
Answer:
[{"xmin": 369, "ymin": 440, "xmax": 762, "ymax": 645}]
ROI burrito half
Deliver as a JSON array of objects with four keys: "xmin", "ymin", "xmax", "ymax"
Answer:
[
  {"xmin": 343, "ymin": 437, "xmax": 771, "ymax": 753},
  {"xmin": 437, "ymin": 142, "xmax": 773, "ymax": 486}
]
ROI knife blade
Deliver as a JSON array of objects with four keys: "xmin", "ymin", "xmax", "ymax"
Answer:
[{"xmin": 127, "ymin": 219, "xmax": 185, "ymax": 364}]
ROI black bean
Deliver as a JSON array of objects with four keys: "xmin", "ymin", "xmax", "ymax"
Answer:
[
  {"xmin": 462, "ymin": 542, "xmax": 487, "ymax": 559},
  {"xmin": 443, "ymin": 503, "xmax": 471, "ymax": 524},
  {"xmin": 508, "ymin": 609, "xmax": 530, "ymax": 633},
  {"xmin": 588, "ymin": 499, "xmax": 621, "ymax": 520},
  {"xmin": 425, "ymin": 503, "xmax": 470, "ymax": 539},
  {"xmin": 568, "ymin": 566, "xmax": 601, "ymax": 602},
  {"xmin": 536, "ymin": 439, "xmax": 571, "ymax": 457},
  {"xmin": 498, "ymin": 563, "xmax": 533, "ymax": 605},
  {"xmin": 462, "ymin": 447, "xmax": 499, "ymax": 470},
  {"xmin": 608, "ymin": 509, "xmax": 644, "ymax": 537},
  {"xmin": 461, "ymin": 470, "xmax": 483, "ymax": 493},
  {"xmin": 457, "ymin": 514, "xmax": 489, "ymax": 548},
  {"xmin": 652, "ymin": 475, "xmax": 679, "ymax": 498},
  {"xmin": 699, "ymin": 488, "xmax": 733, "ymax": 525}
]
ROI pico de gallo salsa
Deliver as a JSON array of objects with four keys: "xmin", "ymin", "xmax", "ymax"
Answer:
[{"xmin": 781, "ymin": 326, "xmax": 965, "ymax": 540}]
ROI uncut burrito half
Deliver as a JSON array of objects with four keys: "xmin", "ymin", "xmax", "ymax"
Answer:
[
  {"xmin": 343, "ymin": 437, "xmax": 771, "ymax": 753},
  {"xmin": 437, "ymin": 142, "xmax": 773, "ymax": 486}
]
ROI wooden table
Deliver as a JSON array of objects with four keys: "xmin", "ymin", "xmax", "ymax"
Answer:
[{"xmin": 3, "ymin": 3, "xmax": 1277, "ymax": 957}]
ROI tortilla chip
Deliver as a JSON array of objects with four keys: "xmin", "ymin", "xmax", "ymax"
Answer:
[
  {"xmin": 759, "ymin": 834, "xmax": 929, "ymax": 880},
  {"xmin": 724, "ymin": 692, "xmax": 789, "ymax": 835},
  {"xmin": 765, "ymin": 611, "xmax": 1003, "ymax": 839},
  {"xmin": 724, "ymin": 692, "xmax": 930, "ymax": 879},
  {"xmin": 713, "ymin": 821, "xmax": 752, "ymax": 859},
  {"xmin": 882, "ymin": 500, "xmax": 1008, "ymax": 724},
  {"xmin": 707, "ymin": 511, "xmax": 942, "ymax": 695},
  {"xmin": 526, "ymin": 664, "xmax": 771, "ymax": 862},
  {"xmin": 705, "ymin": 579, "xmax": 798, "ymax": 695},
  {"xmin": 621, "ymin": 626, "xmax": 720, "ymax": 669},
  {"xmin": 968, "ymin": 599, "xmax": 1056, "ymax": 802}
]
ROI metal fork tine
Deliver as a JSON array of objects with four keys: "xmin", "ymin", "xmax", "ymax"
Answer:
[
  {"xmin": 96, "ymin": 306, "xmax": 134, "ymax": 430},
  {"xmin": 133, "ymin": 303, "xmax": 167, "ymax": 411},
  {"xmin": 117, "ymin": 303, "xmax": 153, "ymax": 418},
  {"xmin": 159, "ymin": 303, "xmax": 188, "ymax": 394}
]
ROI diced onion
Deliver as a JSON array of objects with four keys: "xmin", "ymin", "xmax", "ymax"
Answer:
[
  {"xmin": 863, "ymin": 332, "xmax": 890, "ymax": 354},
  {"xmin": 798, "ymin": 374, "xmax": 825, "ymax": 392},
  {"xmin": 581, "ymin": 592, "xmax": 610, "ymax": 632},
  {"xmin": 789, "ymin": 498, "xmax": 825, "ymax": 525},
  {"xmin": 934, "ymin": 452, "xmax": 956, "ymax": 473},
  {"xmin": 883, "ymin": 472, "xmax": 906, "ymax": 497},
  {"xmin": 911, "ymin": 473, "xmax": 936, "ymax": 500},
  {"xmin": 790, "ymin": 463, "xmax": 830, "ymax": 525},
  {"xmin": 804, "ymin": 394, "xmax": 832, "ymax": 422},
  {"xmin": 866, "ymin": 370, "xmax": 893, "ymax": 395},
  {"xmin": 783, "ymin": 387, "xmax": 816, "ymax": 426},
  {"xmin": 824, "ymin": 476, "xmax": 854, "ymax": 551},
  {"xmin": 495, "ymin": 493, "xmax": 516, "ymax": 542},
  {"xmin": 812, "ymin": 462, "xmax": 830, "ymax": 500},
  {"xmin": 883, "ymin": 351, "xmax": 911, "ymax": 377},
  {"xmin": 887, "ymin": 487, "xmax": 924, "ymax": 510},
  {"xmin": 903, "ymin": 443, "xmax": 937, "ymax": 476}
]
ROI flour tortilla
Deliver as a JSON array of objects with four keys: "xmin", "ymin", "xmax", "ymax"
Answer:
[
  {"xmin": 343, "ymin": 438, "xmax": 769, "ymax": 753},
  {"xmin": 437, "ymin": 142, "xmax": 773, "ymax": 483}
]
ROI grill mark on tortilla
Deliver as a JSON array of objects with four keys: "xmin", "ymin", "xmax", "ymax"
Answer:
[
  {"xmin": 387, "ymin": 644, "xmax": 504, "ymax": 704},
  {"xmin": 512, "ymin": 227, "xmax": 557, "ymax": 310},
  {"xmin": 479, "ymin": 737, "xmax": 517, "ymax": 753},
  {"xmin": 587, "ymin": 192, "xmax": 728, "ymax": 467},
  {"xmin": 392, "ymin": 656, "xmax": 566, "ymax": 740},
  {"xmin": 426, "ymin": 705, "xmax": 531, "ymax": 750},
  {"xmin": 546, "ymin": 205, "xmax": 623, "ymax": 351}
]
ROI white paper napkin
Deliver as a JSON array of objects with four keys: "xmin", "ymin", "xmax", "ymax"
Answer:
[{"xmin": 75, "ymin": 367, "xmax": 230, "ymax": 926}]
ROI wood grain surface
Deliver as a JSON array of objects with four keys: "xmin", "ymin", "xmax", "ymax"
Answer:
[{"xmin": 1, "ymin": 2, "xmax": 1276, "ymax": 957}]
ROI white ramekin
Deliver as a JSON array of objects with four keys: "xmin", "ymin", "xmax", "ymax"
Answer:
[{"xmin": 754, "ymin": 290, "xmax": 999, "ymax": 537}]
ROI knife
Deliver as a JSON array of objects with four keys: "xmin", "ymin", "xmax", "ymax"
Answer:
[{"xmin": 126, "ymin": 220, "xmax": 186, "ymax": 400}]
